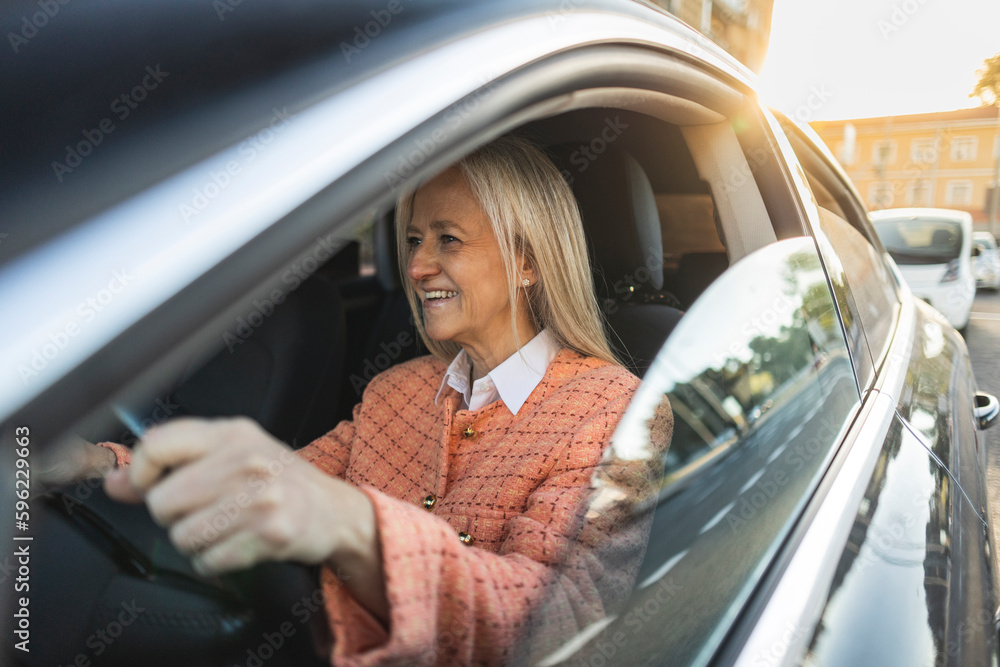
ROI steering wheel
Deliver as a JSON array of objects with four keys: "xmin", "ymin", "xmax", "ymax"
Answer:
[{"xmin": 11, "ymin": 483, "xmax": 330, "ymax": 667}]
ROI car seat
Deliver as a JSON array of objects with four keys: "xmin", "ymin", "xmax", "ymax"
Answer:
[
  {"xmin": 550, "ymin": 144, "xmax": 684, "ymax": 377},
  {"xmin": 931, "ymin": 227, "xmax": 957, "ymax": 251}
]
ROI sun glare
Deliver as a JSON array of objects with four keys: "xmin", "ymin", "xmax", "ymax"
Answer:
[{"xmin": 758, "ymin": 0, "xmax": 1000, "ymax": 121}]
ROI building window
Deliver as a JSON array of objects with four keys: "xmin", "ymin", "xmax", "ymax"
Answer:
[
  {"xmin": 906, "ymin": 181, "xmax": 932, "ymax": 207},
  {"xmin": 945, "ymin": 180, "xmax": 973, "ymax": 206},
  {"xmin": 872, "ymin": 140, "xmax": 896, "ymax": 165},
  {"xmin": 869, "ymin": 183, "xmax": 895, "ymax": 209},
  {"xmin": 836, "ymin": 141, "xmax": 856, "ymax": 166},
  {"xmin": 950, "ymin": 136, "xmax": 978, "ymax": 162},
  {"xmin": 716, "ymin": 0, "xmax": 747, "ymax": 11},
  {"xmin": 910, "ymin": 138, "xmax": 937, "ymax": 163}
]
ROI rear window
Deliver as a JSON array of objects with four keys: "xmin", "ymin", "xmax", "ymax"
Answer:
[{"xmin": 873, "ymin": 218, "xmax": 963, "ymax": 265}]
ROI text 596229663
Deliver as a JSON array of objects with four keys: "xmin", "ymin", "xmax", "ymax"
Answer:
[{"xmin": 12, "ymin": 425, "xmax": 32, "ymax": 653}]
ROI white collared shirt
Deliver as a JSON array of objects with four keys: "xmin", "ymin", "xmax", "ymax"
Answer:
[{"xmin": 435, "ymin": 329, "xmax": 561, "ymax": 415}]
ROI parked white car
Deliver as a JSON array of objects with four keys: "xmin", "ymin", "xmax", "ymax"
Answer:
[
  {"xmin": 870, "ymin": 208, "xmax": 976, "ymax": 330},
  {"xmin": 973, "ymin": 231, "xmax": 1000, "ymax": 290}
]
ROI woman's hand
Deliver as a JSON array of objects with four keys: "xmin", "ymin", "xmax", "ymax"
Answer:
[
  {"xmin": 104, "ymin": 417, "xmax": 388, "ymax": 622},
  {"xmin": 36, "ymin": 435, "xmax": 117, "ymax": 491}
]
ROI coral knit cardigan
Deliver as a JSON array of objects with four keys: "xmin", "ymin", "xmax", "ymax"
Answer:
[{"xmin": 103, "ymin": 349, "xmax": 671, "ymax": 666}]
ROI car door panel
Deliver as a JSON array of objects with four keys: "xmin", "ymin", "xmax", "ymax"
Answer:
[{"xmin": 803, "ymin": 302, "xmax": 997, "ymax": 667}]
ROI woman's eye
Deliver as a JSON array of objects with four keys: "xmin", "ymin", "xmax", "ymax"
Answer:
[
  {"xmin": 441, "ymin": 235, "xmax": 458, "ymax": 244},
  {"xmin": 405, "ymin": 236, "xmax": 421, "ymax": 247}
]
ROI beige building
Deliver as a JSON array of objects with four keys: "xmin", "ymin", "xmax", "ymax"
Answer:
[
  {"xmin": 811, "ymin": 107, "xmax": 1000, "ymax": 231},
  {"xmin": 653, "ymin": 0, "xmax": 774, "ymax": 73}
]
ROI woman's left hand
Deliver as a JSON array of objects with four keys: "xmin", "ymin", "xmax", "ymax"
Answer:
[{"xmin": 104, "ymin": 417, "xmax": 383, "ymax": 613}]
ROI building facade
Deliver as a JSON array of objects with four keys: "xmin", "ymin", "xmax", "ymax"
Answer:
[
  {"xmin": 811, "ymin": 107, "xmax": 1000, "ymax": 230},
  {"xmin": 652, "ymin": 0, "xmax": 774, "ymax": 73}
]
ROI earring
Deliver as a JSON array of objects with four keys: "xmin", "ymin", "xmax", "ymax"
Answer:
[{"xmin": 521, "ymin": 278, "xmax": 530, "ymax": 287}]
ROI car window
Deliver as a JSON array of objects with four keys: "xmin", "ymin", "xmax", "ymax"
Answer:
[
  {"xmin": 780, "ymin": 123, "xmax": 902, "ymax": 387},
  {"xmin": 873, "ymin": 216, "xmax": 964, "ymax": 265},
  {"xmin": 547, "ymin": 237, "xmax": 861, "ymax": 666}
]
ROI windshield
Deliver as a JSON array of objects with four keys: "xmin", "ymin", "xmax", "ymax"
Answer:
[
  {"xmin": 974, "ymin": 235, "xmax": 997, "ymax": 251},
  {"xmin": 873, "ymin": 217, "xmax": 963, "ymax": 265}
]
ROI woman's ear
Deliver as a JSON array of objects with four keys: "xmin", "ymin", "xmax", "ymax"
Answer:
[{"xmin": 518, "ymin": 253, "xmax": 537, "ymax": 286}]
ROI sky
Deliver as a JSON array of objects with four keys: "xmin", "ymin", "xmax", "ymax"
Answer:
[{"xmin": 757, "ymin": 0, "xmax": 1000, "ymax": 122}]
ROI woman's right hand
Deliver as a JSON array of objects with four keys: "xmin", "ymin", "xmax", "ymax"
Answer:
[
  {"xmin": 37, "ymin": 434, "xmax": 118, "ymax": 490},
  {"xmin": 103, "ymin": 417, "xmax": 388, "ymax": 622}
]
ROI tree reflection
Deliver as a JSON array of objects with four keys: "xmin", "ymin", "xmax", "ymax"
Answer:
[{"xmin": 662, "ymin": 249, "xmax": 842, "ymax": 478}]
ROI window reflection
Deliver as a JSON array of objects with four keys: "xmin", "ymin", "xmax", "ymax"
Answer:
[
  {"xmin": 560, "ymin": 238, "xmax": 861, "ymax": 666},
  {"xmin": 656, "ymin": 242, "xmax": 849, "ymax": 490},
  {"xmin": 818, "ymin": 208, "xmax": 900, "ymax": 366}
]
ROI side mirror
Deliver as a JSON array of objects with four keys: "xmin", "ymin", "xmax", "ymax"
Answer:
[{"xmin": 975, "ymin": 391, "xmax": 999, "ymax": 430}]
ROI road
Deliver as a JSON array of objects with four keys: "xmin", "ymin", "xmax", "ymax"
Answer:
[{"xmin": 965, "ymin": 289, "xmax": 1000, "ymax": 584}]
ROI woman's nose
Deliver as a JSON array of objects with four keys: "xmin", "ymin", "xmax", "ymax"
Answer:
[{"xmin": 406, "ymin": 245, "xmax": 439, "ymax": 282}]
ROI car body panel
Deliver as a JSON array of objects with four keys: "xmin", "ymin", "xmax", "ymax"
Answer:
[
  {"xmin": 0, "ymin": 0, "xmax": 749, "ymax": 266},
  {"xmin": 803, "ymin": 299, "xmax": 997, "ymax": 667}
]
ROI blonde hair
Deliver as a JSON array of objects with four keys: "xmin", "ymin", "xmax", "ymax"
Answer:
[{"xmin": 395, "ymin": 135, "xmax": 618, "ymax": 366}]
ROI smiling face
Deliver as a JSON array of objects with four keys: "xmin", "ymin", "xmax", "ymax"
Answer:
[{"xmin": 405, "ymin": 167, "xmax": 537, "ymax": 375}]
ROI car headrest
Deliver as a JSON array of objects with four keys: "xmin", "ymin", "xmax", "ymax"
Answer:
[
  {"xmin": 550, "ymin": 144, "xmax": 664, "ymax": 293},
  {"xmin": 931, "ymin": 228, "xmax": 956, "ymax": 249}
]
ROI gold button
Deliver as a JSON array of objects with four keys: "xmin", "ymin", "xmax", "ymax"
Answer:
[
  {"xmin": 422, "ymin": 494, "xmax": 436, "ymax": 511},
  {"xmin": 463, "ymin": 426, "xmax": 475, "ymax": 438},
  {"xmin": 458, "ymin": 531, "xmax": 474, "ymax": 546}
]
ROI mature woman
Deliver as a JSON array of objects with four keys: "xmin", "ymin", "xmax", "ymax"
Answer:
[{"xmin": 77, "ymin": 135, "xmax": 670, "ymax": 665}]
